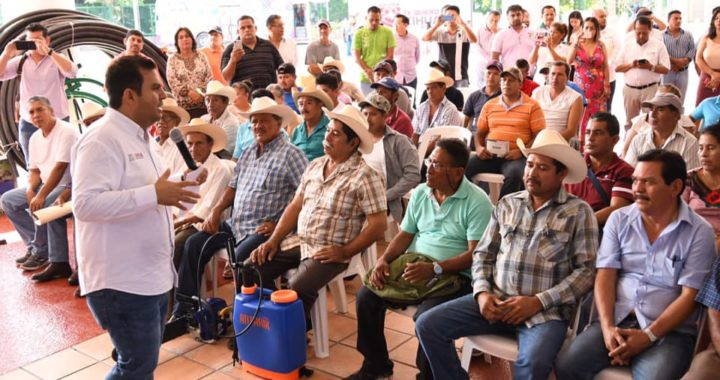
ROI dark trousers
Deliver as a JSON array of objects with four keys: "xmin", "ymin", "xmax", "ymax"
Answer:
[
  {"xmin": 465, "ymin": 156, "xmax": 526, "ymax": 197},
  {"xmin": 355, "ymin": 278, "xmax": 472, "ymax": 379},
  {"xmin": 606, "ymin": 80, "xmax": 616, "ymax": 112}
]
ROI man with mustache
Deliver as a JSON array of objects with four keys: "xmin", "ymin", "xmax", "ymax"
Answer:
[
  {"xmin": 291, "ymin": 76, "xmax": 335, "ymax": 161},
  {"xmin": 556, "ymin": 149, "xmax": 716, "ymax": 380},
  {"xmin": 416, "ymin": 129, "xmax": 597, "ymax": 380}
]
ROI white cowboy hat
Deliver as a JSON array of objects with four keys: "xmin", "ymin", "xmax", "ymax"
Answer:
[
  {"xmin": 293, "ymin": 75, "xmax": 335, "ymax": 110},
  {"xmin": 160, "ymin": 98, "xmax": 191, "ymax": 126},
  {"xmin": 320, "ymin": 56, "xmax": 345, "ymax": 74},
  {"xmin": 322, "ymin": 104, "xmax": 373, "ymax": 154},
  {"xmin": 80, "ymin": 102, "xmax": 105, "ymax": 125},
  {"xmin": 198, "ymin": 80, "xmax": 237, "ymax": 103},
  {"xmin": 517, "ymin": 129, "xmax": 587, "ymax": 184},
  {"xmin": 238, "ymin": 97, "xmax": 298, "ymax": 127},
  {"xmin": 424, "ymin": 68, "xmax": 454, "ymax": 87},
  {"xmin": 177, "ymin": 118, "xmax": 228, "ymax": 153}
]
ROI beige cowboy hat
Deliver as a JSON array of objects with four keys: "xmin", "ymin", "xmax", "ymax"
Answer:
[
  {"xmin": 198, "ymin": 80, "xmax": 237, "ymax": 103},
  {"xmin": 160, "ymin": 98, "xmax": 191, "ymax": 126},
  {"xmin": 322, "ymin": 104, "xmax": 373, "ymax": 154},
  {"xmin": 177, "ymin": 118, "xmax": 228, "ymax": 153},
  {"xmin": 238, "ymin": 97, "xmax": 298, "ymax": 127},
  {"xmin": 80, "ymin": 102, "xmax": 105, "ymax": 125},
  {"xmin": 424, "ymin": 68, "xmax": 454, "ymax": 87},
  {"xmin": 517, "ymin": 129, "xmax": 587, "ymax": 184},
  {"xmin": 292, "ymin": 75, "xmax": 335, "ymax": 110},
  {"xmin": 320, "ymin": 56, "xmax": 345, "ymax": 74}
]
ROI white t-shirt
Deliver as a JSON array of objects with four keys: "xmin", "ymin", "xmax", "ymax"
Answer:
[
  {"xmin": 533, "ymin": 43, "xmax": 570, "ymax": 82},
  {"xmin": 531, "ymin": 86, "xmax": 581, "ymax": 133},
  {"xmin": 29, "ymin": 119, "xmax": 80, "ymax": 186},
  {"xmin": 363, "ymin": 138, "xmax": 386, "ymax": 180}
]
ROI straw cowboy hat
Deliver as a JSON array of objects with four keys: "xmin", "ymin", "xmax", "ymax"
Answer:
[
  {"xmin": 177, "ymin": 118, "xmax": 228, "ymax": 153},
  {"xmin": 198, "ymin": 80, "xmax": 237, "ymax": 103},
  {"xmin": 320, "ymin": 56, "xmax": 345, "ymax": 74},
  {"xmin": 238, "ymin": 97, "xmax": 298, "ymax": 127},
  {"xmin": 322, "ymin": 104, "xmax": 373, "ymax": 154},
  {"xmin": 424, "ymin": 68, "xmax": 454, "ymax": 87},
  {"xmin": 80, "ymin": 102, "xmax": 105, "ymax": 125},
  {"xmin": 293, "ymin": 75, "xmax": 335, "ymax": 110},
  {"xmin": 517, "ymin": 129, "xmax": 587, "ymax": 184},
  {"xmin": 160, "ymin": 98, "xmax": 191, "ymax": 126}
]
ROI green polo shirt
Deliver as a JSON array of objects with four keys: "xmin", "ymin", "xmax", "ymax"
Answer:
[
  {"xmin": 401, "ymin": 177, "xmax": 492, "ymax": 278},
  {"xmin": 353, "ymin": 26, "xmax": 396, "ymax": 83},
  {"xmin": 291, "ymin": 114, "xmax": 330, "ymax": 161}
]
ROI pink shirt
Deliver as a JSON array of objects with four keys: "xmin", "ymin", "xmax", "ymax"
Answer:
[
  {"xmin": 491, "ymin": 26, "xmax": 535, "ymax": 70},
  {"xmin": 394, "ymin": 32, "xmax": 420, "ymax": 84}
]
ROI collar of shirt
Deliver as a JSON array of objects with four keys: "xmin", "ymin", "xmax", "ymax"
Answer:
[
  {"xmin": 419, "ymin": 176, "xmax": 473, "ymax": 201},
  {"xmin": 106, "ymin": 108, "xmax": 148, "ymax": 142},
  {"xmin": 499, "ymin": 93, "xmax": 525, "ymax": 111},
  {"xmin": 512, "ymin": 187, "xmax": 571, "ymax": 214},
  {"xmin": 584, "ymin": 153, "xmax": 624, "ymax": 173},
  {"xmin": 628, "ymin": 200, "xmax": 693, "ymax": 236},
  {"xmin": 314, "ymin": 152, "xmax": 363, "ymax": 182},
  {"xmin": 300, "ymin": 114, "xmax": 330, "ymax": 137},
  {"xmin": 663, "ymin": 28, "xmax": 685, "ymax": 36},
  {"xmin": 248, "ymin": 133, "xmax": 285, "ymax": 158}
]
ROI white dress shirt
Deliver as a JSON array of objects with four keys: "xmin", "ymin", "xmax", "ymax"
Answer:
[
  {"xmin": 188, "ymin": 155, "xmax": 233, "ymax": 229},
  {"xmin": 71, "ymin": 108, "xmax": 175, "ymax": 296},
  {"xmin": 154, "ymin": 137, "xmax": 186, "ymax": 175},
  {"xmin": 202, "ymin": 108, "xmax": 239, "ymax": 153},
  {"xmin": 618, "ymin": 37, "xmax": 670, "ymax": 86}
]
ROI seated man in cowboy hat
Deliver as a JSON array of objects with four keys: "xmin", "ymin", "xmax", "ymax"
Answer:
[
  {"xmin": 412, "ymin": 68, "xmax": 464, "ymax": 146},
  {"xmin": 320, "ymin": 56, "xmax": 365, "ymax": 103},
  {"xmin": 419, "ymin": 59, "xmax": 465, "ymax": 111},
  {"xmin": 200, "ymin": 80, "xmax": 240, "ymax": 157},
  {"xmin": 415, "ymin": 129, "xmax": 598, "ymax": 380},
  {"xmin": 154, "ymin": 98, "xmax": 191, "ymax": 174},
  {"xmin": 171, "ymin": 118, "xmax": 234, "ymax": 269},
  {"xmin": 172, "ymin": 97, "xmax": 308, "ymax": 319},
  {"xmin": 292, "ymin": 75, "xmax": 335, "ymax": 161},
  {"xmin": 250, "ymin": 104, "xmax": 387, "ymax": 318}
]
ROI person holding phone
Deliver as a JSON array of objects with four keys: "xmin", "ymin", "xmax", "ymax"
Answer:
[
  {"xmin": 422, "ymin": 5, "xmax": 477, "ymax": 88},
  {"xmin": 615, "ymin": 16, "xmax": 670, "ymax": 131},
  {"xmin": 0, "ymin": 23, "xmax": 78, "ymax": 164},
  {"xmin": 530, "ymin": 22, "xmax": 569, "ymax": 82},
  {"xmin": 568, "ymin": 17, "xmax": 610, "ymax": 151},
  {"xmin": 221, "ymin": 15, "xmax": 284, "ymax": 90}
]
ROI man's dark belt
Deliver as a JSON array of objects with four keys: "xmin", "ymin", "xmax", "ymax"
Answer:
[
  {"xmin": 626, "ymin": 82, "xmax": 659, "ymax": 90},
  {"xmin": 678, "ymin": 66, "xmax": 689, "ymax": 72}
]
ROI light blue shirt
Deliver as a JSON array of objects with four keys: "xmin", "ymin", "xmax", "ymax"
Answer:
[
  {"xmin": 232, "ymin": 121, "xmax": 288, "ymax": 159},
  {"xmin": 597, "ymin": 201, "xmax": 716, "ymax": 335},
  {"xmin": 691, "ymin": 96, "xmax": 720, "ymax": 129}
]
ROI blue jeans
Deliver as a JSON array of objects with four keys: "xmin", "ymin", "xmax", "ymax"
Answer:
[
  {"xmin": 662, "ymin": 69, "xmax": 690, "ymax": 103},
  {"xmin": 0, "ymin": 185, "xmax": 68, "ymax": 262},
  {"xmin": 555, "ymin": 322, "xmax": 695, "ymax": 380},
  {"xmin": 415, "ymin": 293, "xmax": 568, "ymax": 380},
  {"xmin": 87, "ymin": 289, "xmax": 169, "ymax": 380},
  {"xmin": 464, "ymin": 156, "xmax": 527, "ymax": 197},
  {"xmin": 18, "ymin": 118, "xmax": 38, "ymax": 164},
  {"xmin": 174, "ymin": 223, "xmax": 268, "ymax": 315}
]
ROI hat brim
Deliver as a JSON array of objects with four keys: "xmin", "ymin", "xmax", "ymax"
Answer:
[
  {"xmin": 199, "ymin": 87, "xmax": 237, "ymax": 103},
  {"xmin": 370, "ymin": 82, "xmax": 399, "ymax": 91},
  {"xmin": 641, "ymin": 100, "xmax": 683, "ymax": 113},
  {"xmin": 425, "ymin": 76, "xmax": 454, "ymax": 87},
  {"xmin": 517, "ymin": 140, "xmax": 587, "ymax": 184},
  {"xmin": 177, "ymin": 123, "xmax": 228, "ymax": 153},
  {"xmin": 358, "ymin": 100, "xmax": 389, "ymax": 113},
  {"xmin": 322, "ymin": 107, "xmax": 373, "ymax": 154},
  {"xmin": 322, "ymin": 61, "xmax": 345, "ymax": 74},
  {"xmin": 160, "ymin": 105, "xmax": 191, "ymax": 126},
  {"xmin": 238, "ymin": 104, "xmax": 298, "ymax": 127},
  {"xmin": 292, "ymin": 88, "xmax": 335, "ymax": 110},
  {"xmin": 500, "ymin": 71, "xmax": 522, "ymax": 82}
]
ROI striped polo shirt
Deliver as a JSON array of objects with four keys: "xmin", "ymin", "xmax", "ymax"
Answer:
[
  {"xmin": 662, "ymin": 28, "xmax": 696, "ymax": 63},
  {"xmin": 221, "ymin": 37, "xmax": 284, "ymax": 89},
  {"xmin": 476, "ymin": 93, "xmax": 546, "ymax": 149}
]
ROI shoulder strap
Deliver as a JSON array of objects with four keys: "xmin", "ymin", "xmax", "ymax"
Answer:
[
  {"xmin": 16, "ymin": 54, "xmax": 29, "ymax": 77},
  {"xmin": 587, "ymin": 167, "xmax": 610, "ymax": 207}
]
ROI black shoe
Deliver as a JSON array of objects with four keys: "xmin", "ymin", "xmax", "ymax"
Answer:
[
  {"xmin": 20, "ymin": 255, "xmax": 49, "ymax": 271},
  {"xmin": 343, "ymin": 369, "xmax": 392, "ymax": 380},
  {"xmin": 68, "ymin": 270, "xmax": 79, "ymax": 286},
  {"xmin": 15, "ymin": 249, "xmax": 32, "ymax": 265},
  {"xmin": 31, "ymin": 262, "xmax": 73, "ymax": 282}
]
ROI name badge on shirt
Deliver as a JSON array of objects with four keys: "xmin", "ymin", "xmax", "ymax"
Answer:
[
  {"xmin": 128, "ymin": 152, "xmax": 144, "ymax": 162},
  {"xmin": 486, "ymin": 139, "xmax": 509, "ymax": 156}
]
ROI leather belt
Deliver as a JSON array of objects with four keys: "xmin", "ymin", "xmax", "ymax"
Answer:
[{"xmin": 626, "ymin": 82, "xmax": 659, "ymax": 90}]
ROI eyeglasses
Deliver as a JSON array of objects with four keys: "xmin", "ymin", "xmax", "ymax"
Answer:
[{"xmin": 425, "ymin": 158, "xmax": 452, "ymax": 170}]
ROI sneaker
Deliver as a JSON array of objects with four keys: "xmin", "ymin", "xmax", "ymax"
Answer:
[
  {"xmin": 15, "ymin": 249, "xmax": 33, "ymax": 265},
  {"xmin": 343, "ymin": 369, "xmax": 392, "ymax": 380},
  {"xmin": 20, "ymin": 255, "xmax": 49, "ymax": 271}
]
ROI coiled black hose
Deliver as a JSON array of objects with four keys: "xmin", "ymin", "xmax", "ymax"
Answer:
[{"xmin": 0, "ymin": 9, "xmax": 168, "ymax": 169}]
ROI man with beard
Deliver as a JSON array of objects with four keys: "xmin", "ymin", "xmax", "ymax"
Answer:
[{"xmin": 491, "ymin": 5, "xmax": 535, "ymax": 71}]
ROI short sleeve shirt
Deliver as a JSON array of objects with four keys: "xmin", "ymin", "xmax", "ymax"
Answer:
[
  {"xmin": 28, "ymin": 119, "xmax": 80, "ymax": 186},
  {"xmin": 462, "ymin": 87, "xmax": 501, "ymax": 133},
  {"xmin": 691, "ymin": 96, "xmax": 720, "ymax": 128},
  {"xmin": 353, "ymin": 26, "xmax": 396, "ymax": 83},
  {"xmin": 305, "ymin": 40, "xmax": 340, "ymax": 65},
  {"xmin": 565, "ymin": 154, "xmax": 634, "ymax": 212}
]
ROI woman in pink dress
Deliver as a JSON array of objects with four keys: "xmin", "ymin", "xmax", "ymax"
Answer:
[{"xmin": 567, "ymin": 17, "xmax": 609, "ymax": 151}]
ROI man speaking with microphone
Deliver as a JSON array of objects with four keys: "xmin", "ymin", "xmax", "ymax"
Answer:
[{"xmin": 71, "ymin": 56, "xmax": 201, "ymax": 379}]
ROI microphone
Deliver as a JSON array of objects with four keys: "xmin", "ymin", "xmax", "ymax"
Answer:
[{"xmin": 169, "ymin": 128, "xmax": 198, "ymax": 171}]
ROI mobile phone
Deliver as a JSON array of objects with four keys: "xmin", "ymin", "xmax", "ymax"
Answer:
[
  {"xmin": 442, "ymin": 15, "xmax": 454, "ymax": 22},
  {"xmin": 535, "ymin": 31, "xmax": 547, "ymax": 46},
  {"xmin": 233, "ymin": 40, "xmax": 243, "ymax": 51},
  {"xmin": 582, "ymin": 31, "xmax": 592, "ymax": 39},
  {"xmin": 638, "ymin": 59, "xmax": 649, "ymax": 65},
  {"xmin": 15, "ymin": 40, "xmax": 37, "ymax": 50}
]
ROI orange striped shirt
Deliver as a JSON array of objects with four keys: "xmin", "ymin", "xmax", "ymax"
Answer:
[{"xmin": 477, "ymin": 93, "xmax": 546, "ymax": 149}]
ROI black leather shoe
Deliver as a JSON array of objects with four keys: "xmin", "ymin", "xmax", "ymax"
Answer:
[
  {"xmin": 31, "ymin": 262, "xmax": 73, "ymax": 282},
  {"xmin": 68, "ymin": 270, "xmax": 79, "ymax": 286}
]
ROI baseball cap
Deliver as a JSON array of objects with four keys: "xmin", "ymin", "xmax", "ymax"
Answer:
[
  {"xmin": 359, "ymin": 93, "xmax": 391, "ymax": 113},
  {"xmin": 318, "ymin": 19, "xmax": 330, "ymax": 28},
  {"xmin": 486, "ymin": 60, "xmax": 503, "ymax": 72},
  {"xmin": 430, "ymin": 59, "xmax": 451, "ymax": 73},
  {"xmin": 370, "ymin": 77, "xmax": 401, "ymax": 91},
  {"xmin": 277, "ymin": 63, "xmax": 296, "ymax": 75},
  {"xmin": 208, "ymin": 26, "xmax": 223, "ymax": 35},
  {"xmin": 642, "ymin": 93, "xmax": 684, "ymax": 113},
  {"xmin": 500, "ymin": 67, "xmax": 523, "ymax": 82},
  {"xmin": 373, "ymin": 61, "xmax": 393, "ymax": 74}
]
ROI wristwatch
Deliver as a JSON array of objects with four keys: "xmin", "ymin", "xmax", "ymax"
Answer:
[
  {"xmin": 643, "ymin": 327, "xmax": 658, "ymax": 343},
  {"xmin": 433, "ymin": 262, "xmax": 443, "ymax": 275}
]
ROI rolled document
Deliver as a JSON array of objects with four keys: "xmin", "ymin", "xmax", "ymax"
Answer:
[{"xmin": 32, "ymin": 201, "xmax": 73, "ymax": 225}]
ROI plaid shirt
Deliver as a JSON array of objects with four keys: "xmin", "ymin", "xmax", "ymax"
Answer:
[
  {"xmin": 696, "ymin": 257, "xmax": 720, "ymax": 311},
  {"xmin": 229, "ymin": 135, "xmax": 308, "ymax": 239},
  {"xmin": 472, "ymin": 188, "xmax": 598, "ymax": 327},
  {"xmin": 412, "ymin": 96, "xmax": 464, "ymax": 137},
  {"xmin": 297, "ymin": 152, "xmax": 387, "ymax": 260}
]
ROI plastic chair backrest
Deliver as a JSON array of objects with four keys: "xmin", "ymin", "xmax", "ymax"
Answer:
[{"xmin": 416, "ymin": 125, "xmax": 473, "ymax": 166}]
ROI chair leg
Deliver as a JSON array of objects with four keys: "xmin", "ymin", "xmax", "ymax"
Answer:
[
  {"xmin": 311, "ymin": 286, "xmax": 330, "ymax": 358},
  {"xmin": 328, "ymin": 278, "xmax": 348, "ymax": 314},
  {"xmin": 460, "ymin": 338, "xmax": 474, "ymax": 370}
]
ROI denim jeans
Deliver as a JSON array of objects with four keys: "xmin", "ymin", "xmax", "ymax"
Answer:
[
  {"xmin": 415, "ymin": 293, "xmax": 568, "ymax": 380},
  {"xmin": 662, "ymin": 69, "xmax": 690, "ymax": 103},
  {"xmin": 464, "ymin": 156, "xmax": 527, "ymax": 197},
  {"xmin": 555, "ymin": 322, "xmax": 696, "ymax": 380},
  {"xmin": 0, "ymin": 185, "xmax": 68, "ymax": 262},
  {"xmin": 18, "ymin": 118, "xmax": 38, "ymax": 164},
  {"xmin": 87, "ymin": 289, "xmax": 169, "ymax": 380},
  {"xmin": 174, "ymin": 223, "xmax": 267, "ymax": 315}
]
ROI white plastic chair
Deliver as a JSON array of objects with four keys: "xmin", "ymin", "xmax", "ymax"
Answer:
[
  {"xmin": 416, "ymin": 125, "xmax": 473, "ymax": 166},
  {"xmin": 472, "ymin": 173, "xmax": 505, "ymax": 205}
]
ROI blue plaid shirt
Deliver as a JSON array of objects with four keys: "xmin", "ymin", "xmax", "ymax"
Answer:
[
  {"xmin": 229, "ymin": 134, "xmax": 308, "ymax": 239},
  {"xmin": 697, "ymin": 257, "xmax": 720, "ymax": 311}
]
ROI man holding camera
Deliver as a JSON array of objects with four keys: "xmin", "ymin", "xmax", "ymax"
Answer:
[
  {"xmin": 422, "ymin": 5, "xmax": 477, "ymax": 88},
  {"xmin": 0, "ymin": 23, "xmax": 78, "ymax": 163}
]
